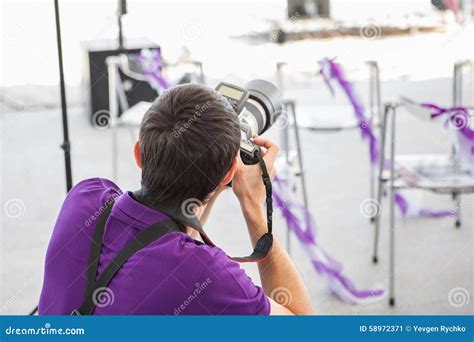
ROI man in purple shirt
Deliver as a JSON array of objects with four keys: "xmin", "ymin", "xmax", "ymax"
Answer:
[{"xmin": 39, "ymin": 84, "xmax": 313, "ymax": 315}]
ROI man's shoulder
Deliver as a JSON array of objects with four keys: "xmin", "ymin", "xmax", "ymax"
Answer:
[
  {"xmin": 69, "ymin": 177, "xmax": 122, "ymax": 197},
  {"xmin": 65, "ymin": 178, "xmax": 122, "ymax": 207}
]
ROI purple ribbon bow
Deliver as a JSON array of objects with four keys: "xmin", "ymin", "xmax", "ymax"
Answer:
[{"xmin": 137, "ymin": 49, "xmax": 170, "ymax": 92}]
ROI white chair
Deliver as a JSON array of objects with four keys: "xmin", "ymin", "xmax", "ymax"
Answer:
[
  {"xmin": 373, "ymin": 97, "xmax": 474, "ymax": 306},
  {"xmin": 276, "ymin": 61, "xmax": 382, "ymax": 220}
]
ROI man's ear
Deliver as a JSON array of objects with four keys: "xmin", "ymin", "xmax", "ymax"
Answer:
[
  {"xmin": 219, "ymin": 156, "xmax": 239, "ymax": 186},
  {"xmin": 134, "ymin": 140, "xmax": 142, "ymax": 169}
]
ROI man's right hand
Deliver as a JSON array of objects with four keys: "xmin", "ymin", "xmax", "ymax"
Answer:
[
  {"xmin": 231, "ymin": 136, "xmax": 313, "ymax": 315},
  {"xmin": 231, "ymin": 136, "xmax": 278, "ymax": 207}
]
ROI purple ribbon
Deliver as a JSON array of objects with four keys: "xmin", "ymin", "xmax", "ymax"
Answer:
[
  {"xmin": 423, "ymin": 102, "xmax": 474, "ymax": 176},
  {"xmin": 320, "ymin": 58, "xmax": 379, "ymax": 164},
  {"xmin": 422, "ymin": 103, "xmax": 474, "ymax": 140},
  {"xmin": 137, "ymin": 49, "xmax": 170, "ymax": 92},
  {"xmin": 319, "ymin": 58, "xmax": 456, "ymax": 219},
  {"xmin": 273, "ymin": 176, "xmax": 385, "ymax": 304},
  {"xmin": 394, "ymin": 193, "xmax": 455, "ymax": 218}
]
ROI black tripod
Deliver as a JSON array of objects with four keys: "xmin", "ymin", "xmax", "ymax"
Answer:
[
  {"xmin": 29, "ymin": 0, "xmax": 128, "ymax": 315},
  {"xmin": 29, "ymin": 0, "xmax": 73, "ymax": 316}
]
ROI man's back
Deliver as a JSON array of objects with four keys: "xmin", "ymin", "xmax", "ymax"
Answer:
[{"xmin": 39, "ymin": 178, "xmax": 269, "ymax": 315}]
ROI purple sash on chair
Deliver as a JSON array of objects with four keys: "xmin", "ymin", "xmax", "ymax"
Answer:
[
  {"xmin": 423, "ymin": 103, "xmax": 474, "ymax": 174},
  {"xmin": 319, "ymin": 58, "xmax": 456, "ymax": 218},
  {"xmin": 137, "ymin": 49, "xmax": 170, "ymax": 93}
]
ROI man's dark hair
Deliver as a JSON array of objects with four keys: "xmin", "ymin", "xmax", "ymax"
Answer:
[{"xmin": 138, "ymin": 83, "xmax": 240, "ymax": 208}]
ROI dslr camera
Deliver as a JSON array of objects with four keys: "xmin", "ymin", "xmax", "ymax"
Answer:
[{"xmin": 216, "ymin": 80, "xmax": 282, "ymax": 165}]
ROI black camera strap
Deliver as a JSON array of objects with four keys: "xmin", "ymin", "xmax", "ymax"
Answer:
[
  {"xmin": 132, "ymin": 148, "xmax": 273, "ymax": 263},
  {"xmin": 71, "ymin": 198, "xmax": 184, "ymax": 315}
]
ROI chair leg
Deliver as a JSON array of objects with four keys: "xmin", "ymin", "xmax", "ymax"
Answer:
[
  {"xmin": 388, "ymin": 186, "xmax": 395, "ymax": 306},
  {"xmin": 455, "ymin": 193, "xmax": 461, "ymax": 228},
  {"xmin": 388, "ymin": 104, "xmax": 396, "ymax": 307},
  {"xmin": 370, "ymin": 165, "xmax": 375, "ymax": 223},
  {"xmin": 372, "ymin": 178, "xmax": 384, "ymax": 264},
  {"xmin": 372, "ymin": 104, "xmax": 389, "ymax": 264}
]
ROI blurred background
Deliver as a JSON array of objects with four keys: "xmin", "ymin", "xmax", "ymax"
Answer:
[{"xmin": 1, "ymin": 0, "xmax": 473, "ymax": 315}]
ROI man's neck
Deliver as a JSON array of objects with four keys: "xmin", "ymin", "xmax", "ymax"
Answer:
[{"xmin": 130, "ymin": 188, "xmax": 199, "ymax": 238}]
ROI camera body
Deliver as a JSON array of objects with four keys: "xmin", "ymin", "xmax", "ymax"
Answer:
[{"xmin": 215, "ymin": 80, "xmax": 282, "ymax": 164}]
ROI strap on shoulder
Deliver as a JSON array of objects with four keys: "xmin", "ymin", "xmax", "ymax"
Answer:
[{"xmin": 72, "ymin": 197, "xmax": 182, "ymax": 315}]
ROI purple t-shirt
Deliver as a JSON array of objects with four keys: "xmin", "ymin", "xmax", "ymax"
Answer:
[{"xmin": 39, "ymin": 178, "xmax": 270, "ymax": 315}]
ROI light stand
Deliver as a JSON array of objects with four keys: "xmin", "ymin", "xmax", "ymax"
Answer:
[{"xmin": 29, "ymin": 0, "xmax": 73, "ymax": 315}]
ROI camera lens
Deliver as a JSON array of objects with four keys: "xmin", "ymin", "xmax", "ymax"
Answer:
[{"xmin": 245, "ymin": 79, "xmax": 282, "ymax": 135}]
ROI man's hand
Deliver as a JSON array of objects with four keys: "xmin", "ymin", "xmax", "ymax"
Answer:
[
  {"xmin": 231, "ymin": 136, "xmax": 278, "ymax": 207},
  {"xmin": 231, "ymin": 136, "xmax": 313, "ymax": 315}
]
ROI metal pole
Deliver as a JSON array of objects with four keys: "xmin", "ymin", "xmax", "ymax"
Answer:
[
  {"xmin": 56, "ymin": 0, "xmax": 73, "ymax": 192},
  {"xmin": 29, "ymin": 0, "xmax": 73, "ymax": 316},
  {"xmin": 388, "ymin": 104, "xmax": 396, "ymax": 307},
  {"xmin": 107, "ymin": 57, "xmax": 119, "ymax": 182},
  {"xmin": 372, "ymin": 103, "xmax": 388, "ymax": 264},
  {"xmin": 280, "ymin": 102, "xmax": 291, "ymax": 254},
  {"xmin": 368, "ymin": 63, "xmax": 375, "ymax": 222},
  {"xmin": 290, "ymin": 101, "xmax": 309, "ymax": 209}
]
